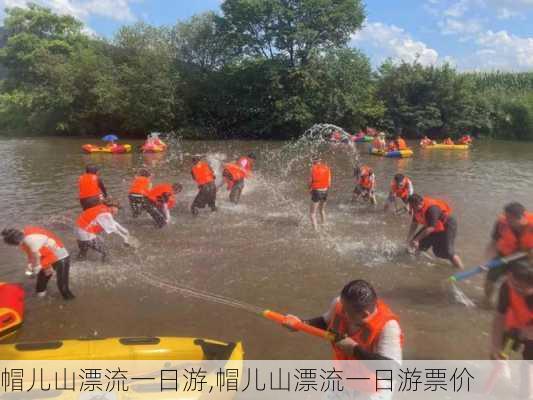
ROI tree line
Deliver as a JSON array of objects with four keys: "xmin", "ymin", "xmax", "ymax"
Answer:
[{"xmin": 0, "ymin": 2, "xmax": 532, "ymax": 140}]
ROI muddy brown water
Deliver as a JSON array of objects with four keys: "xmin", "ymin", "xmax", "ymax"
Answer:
[{"xmin": 0, "ymin": 137, "xmax": 532, "ymax": 359}]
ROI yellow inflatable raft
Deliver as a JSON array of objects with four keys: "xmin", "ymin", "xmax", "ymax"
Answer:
[
  {"xmin": 421, "ymin": 144, "xmax": 470, "ymax": 150},
  {"xmin": 0, "ymin": 336, "xmax": 243, "ymax": 360},
  {"xmin": 369, "ymin": 147, "xmax": 413, "ymax": 158},
  {"xmin": 82, "ymin": 144, "xmax": 132, "ymax": 154}
]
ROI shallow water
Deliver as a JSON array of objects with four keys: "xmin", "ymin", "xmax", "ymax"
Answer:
[{"xmin": 1, "ymin": 137, "xmax": 532, "ymax": 359}]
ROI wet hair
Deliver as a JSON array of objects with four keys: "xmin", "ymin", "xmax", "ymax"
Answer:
[
  {"xmin": 394, "ymin": 174, "xmax": 405, "ymax": 184},
  {"xmin": 408, "ymin": 194, "xmax": 424, "ymax": 207},
  {"xmin": 172, "ymin": 183, "xmax": 183, "ymax": 192},
  {"xmin": 312, "ymin": 155, "xmax": 322, "ymax": 162},
  {"xmin": 248, "ymin": 152, "xmax": 257, "ymax": 160},
  {"xmin": 86, "ymin": 165, "xmax": 99, "ymax": 174},
  {"xmin": 138, "ymin": 168, "xmax": 151, "ymax": 177},
  {"xmin": 341, "ymin": 280, "xmax": 377, "ymax": 312},
  {"xmin": 509, "ymin": 259, "xmax": 533, "ymax": 286},
  {"xmin": 1, "ymin": 228, "xmax": 24, "ymax": 246},
  {"xmin": 504, "ymin": 202, "xmax": 525, "ymax": 220}
]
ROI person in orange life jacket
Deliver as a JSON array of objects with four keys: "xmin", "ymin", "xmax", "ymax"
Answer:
[
  {"xmin": 395, "ymin": 135, "xmax": 408, "ymax": 150},
  {"xmin": 352, "ymin": 163, "xmax": 377, "ymax": 205},
  {"xmin": 78, "ymin": 165, "xmax": 108, "ymax": 210},
  {"xmin": 145, "ymin": 183, "xmax": 183, "ymax": 228},
  {"xmin": 2, "ymin": 227, "xmax": 74, "ymax": 300},
  {"xmin": 371, "ymin": 134, "xmax": 386, "ymax": 151},
  {"xmin": 128, "ymin": 168, "xmax": 152, "ymax": 218},
  {"xmin": 443, "ymin": 137, "xmax": 454, "ymax": 145},
  {"xmin": 420, "ymin": 135, "xmax": 434, "ymax": 146},
  {"xmin": 237, "ymin": 152, "xmax": 256, "ymax": 178},
  {"xmin": 387, "ymin": 139, "xmax": 398, "ymax": 152},
  {"xmin": 484, "ymin": 202, "xmax": 533, "ymax": 307},
  {"xmin": 407, "ymin": 194, "xmax": 464, "ymax": 269},
  {"xmin": 458, "ymin": 135, "xmax": 472, "ymax": 145},
  {"xmin": 222, "ymin": 163, "xmax": 246, "ymax": 204},
  {"xmin": 190, "ymin": 156, "xmax": 217, "ymax": 216},
  {"xmin": 384, "ymin": 174, "xmax": 413, "ymax": 213},
  {"xmin": 75, "ymin": 201, "xmax": 130, "ymax": 262},
  {"xmin": 309, "ymin": 156, "xmax": 331, "ymax": 231},
  {"xmin": 105, "ymin": 140, "xmax": 119, "ymax": 150},
  {"xmin": 284, "ymin": 280, "xmax": 402, "ymax": 363},
  {"xmin": 491, "ymin": 258, "xmax": 533, "ymax": 361}
]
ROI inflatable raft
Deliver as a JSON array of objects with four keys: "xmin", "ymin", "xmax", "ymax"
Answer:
[
  {"xmin": 421, "ymin": 144, "xmax": 470, "ymax": 150},
  {"xmin": 369, "ymin": 147, "xmax": 413, "ymax": 158},
  {"xmin": 141, "ymin": 142, "xmax": 167, "ymax": 153},
  {"xmin": 0, "ymin": 283, "xmax": 24, "ymax": 339},
  {"xmin": 0, "ymin": 336, "xmax": 243, "ymax": 360},
  {"xmin": 82, "ymin": 144, "xmax": 132, "ymax": 154},
  {"xmin": 352, "ymin": 135, "xmax": 373, "ymax": 143}
]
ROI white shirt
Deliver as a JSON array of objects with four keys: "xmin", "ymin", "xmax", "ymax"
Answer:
[
  {"xmin": 76, "ymin": 212, "xmax": 129, "ymax": 241},
  {"xmin": 23, "ymin": 233, "xmax": 69, "ymax": 266}
]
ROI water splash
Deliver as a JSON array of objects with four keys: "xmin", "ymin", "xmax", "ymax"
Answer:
[{"xmin": 447, "ymin": 281, "xmax": 476, "ymax": 308}]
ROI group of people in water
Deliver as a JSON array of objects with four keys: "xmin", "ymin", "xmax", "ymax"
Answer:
[
  {"xmin": 2, "ymin": 139, "xmax": 533, "ymax": 366},
  {"xmin": 306, "ymin": 148, "xmax": 533, "ymax": 362},
  {"xmin": 1, "ymin": 152, "xmax": 256, "ymax": 301}
]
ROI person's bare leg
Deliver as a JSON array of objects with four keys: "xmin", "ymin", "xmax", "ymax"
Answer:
[
  {"xmin": 319, "ymin": 201, "xmax": 327, "ymax": 225},
  {"xmin": 451, "ymin": 254, "xmax": 464, "ymax": 269},
  {"xmin": 484, "ymin": 279, "xmax": 495, "ymax": 308},
  {"xmin": 370, "ymin": 191, "xmax": 377, "ymax": 206},
  {"xmin": 310, "ymin": 202, "xmax": 319, "ymax": 231}
]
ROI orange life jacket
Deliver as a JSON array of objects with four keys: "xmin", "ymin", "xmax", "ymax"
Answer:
[
  {"xmin": 76, "ymin": 204, "xmax": 110, "ymax": 234},
  {"xmin": 237, "ymin": 156, "xmax": 254, "ymax": 176},
  {"xmin": 396, "ymin": 138, "xmax": 408, "ymax": 150},
  {"xmin": 505, "ymin": 284, "xmax": 533, "ymax": 331},
  {"xmin": 128, "ymin": 176, "xmax": 151, "ymax": 196},
  {"xmin": 413, "ymin": 197, "xmax": 452, "ymax": 233},
  {"xmin": 20, "ymin": 226, "xmax": 65, "ymax": 268},
  {"xmin": 224, "ymin": 163, "xmax": 246, "ymax": 182},
  {"xmin": 310, "ymin": 163, "xmax": 331, "ymax": 190},
  {"xmin": 191, "ymin": 162, "xmax": 215, "ymax": 186},
  {"xmin": 496, "ymin": 213, "xmax": 533, "ymax": 256},
  {"xmin": 391, "ymin": 177, "xmax": 412, "ymax": 200},
  {"xmin": 459, "ymin": 136, "xmax": 472, "ymax": 145},
  {"xmin": 372, "ymin": 138, "xmax": 384, "ymax": 150},
  {"xmin": 78, "ymin": 173, "xmax": 102, "ymax": 199},
  {"xmin": 358, "ymin": 166, "xmax": 374, "ymax": 190},
  {"xmin": 147, "ymin": 184, "xmax": 176, "ymax": 209},
  {"xmin": 328, "ymin": 299, "xmax": 402, "ymax": 360}
]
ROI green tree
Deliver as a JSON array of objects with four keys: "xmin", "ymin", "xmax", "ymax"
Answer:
[
  {"xmin": 220, "ymin": 0, "xmax": 365, "ymax": 66},
  {"xmin": 111, "ymin": 23, "xmax": 179, "ymax": 134},
  {"xmin": 376, "ymin": 60, "xmax": 490, "ymax": 138}
]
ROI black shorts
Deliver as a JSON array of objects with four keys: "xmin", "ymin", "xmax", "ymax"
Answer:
[
  {"xmin": 419, "ymin": 216, "xmax": 457, "ymax": 260},
  {"xmin": 353, "ymin": 185, "xmax": 371, "ymax": 197},
  {"xmin": 311, "ymin": 190, "xmax": 328, "ymax": 203}
]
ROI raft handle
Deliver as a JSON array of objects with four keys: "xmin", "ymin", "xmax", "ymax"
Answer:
[
  {"xmin": 119, "ymin": 337, "xmax": 161, "ymax": 346},
  {"xmin": 194, "ymin": 339, "xmax": 236, "ymax": 361},
  {"xmin": 15, "ymin": 341, "xmax": 63, "ymax": 351}
]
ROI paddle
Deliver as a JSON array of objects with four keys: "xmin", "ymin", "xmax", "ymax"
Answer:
[
  {"xmin": 262, "ymin": 310, "xmax": 337, "ymax": 342},
  {"xmin": 449, "ymin": 252, "xmax": 528, "ymax": 282}
]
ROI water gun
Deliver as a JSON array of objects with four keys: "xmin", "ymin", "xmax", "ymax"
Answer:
[
  {"xmin": 450, "ymin": 252, "xmax": 528, "ymax": 282},
  {"xmin": 262, "ymin": 310, "xmax": 337, "ymax": 342}
]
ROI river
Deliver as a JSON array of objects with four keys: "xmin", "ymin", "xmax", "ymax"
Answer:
[{"xmin": 1, "ymin": 136, "xmax": 532, "ymax": 359}]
